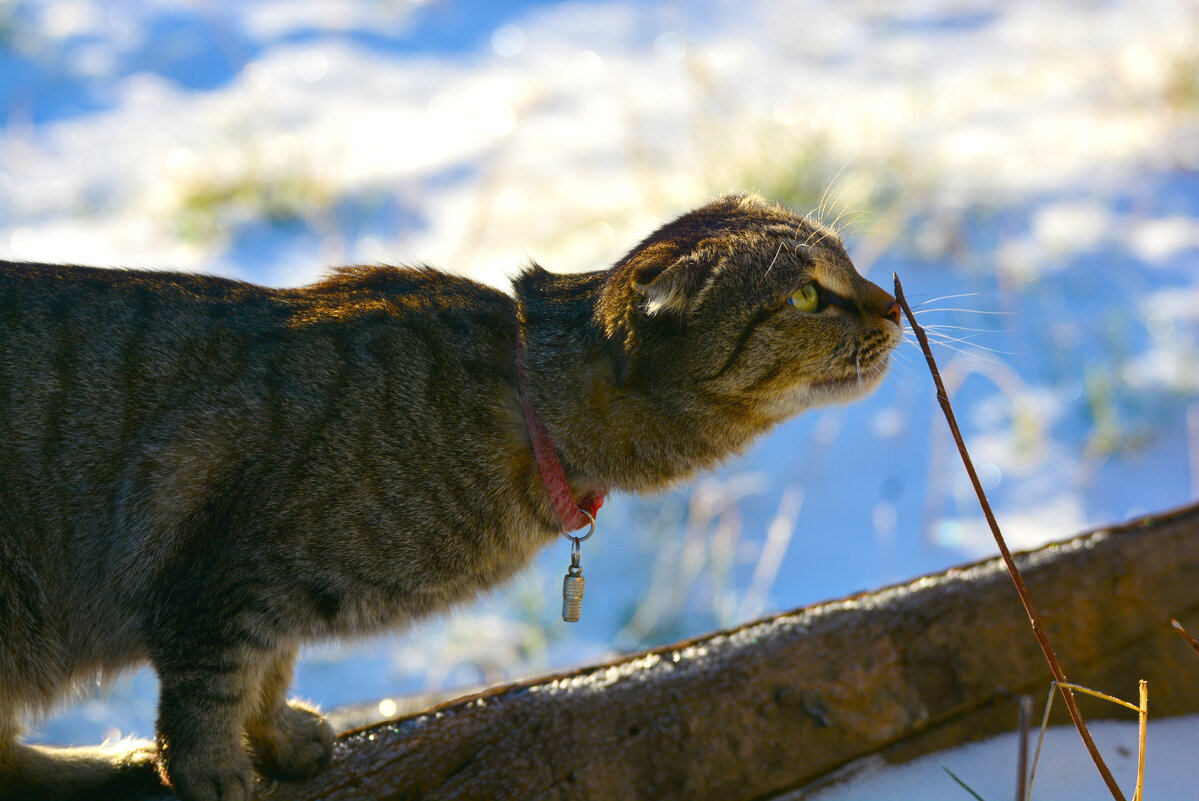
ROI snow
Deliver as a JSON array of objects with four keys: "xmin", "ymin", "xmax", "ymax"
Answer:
[
  {"xmin": 799, "ymin": 715, "xmax": 1197, "ymax": 801},
  {"xmin": 3, "ymin": 0, "xmax": 1198, "ymax": 793}
]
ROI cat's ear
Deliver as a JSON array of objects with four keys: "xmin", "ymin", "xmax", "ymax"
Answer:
[{"xmin": 629, "ymin": 241, "xmax": 716, "ymax": 317}]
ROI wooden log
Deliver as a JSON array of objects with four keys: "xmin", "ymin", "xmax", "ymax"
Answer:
[{"xmin": 245, "ymin": 501, "xmax": 1199, "ymax": 801}]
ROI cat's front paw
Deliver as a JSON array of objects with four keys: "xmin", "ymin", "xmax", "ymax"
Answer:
[
  {"xmin": 249, "ymin": 701, "xmax": 335, "ymax": 781},
  {"xmin": 162, "ymin": 749, "xmax": 255, "ymax": 801}
]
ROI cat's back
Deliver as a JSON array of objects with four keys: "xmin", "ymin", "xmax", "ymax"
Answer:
[
  {"xmin": 0, "ymin": 261, "xmax": 289, "ymax": 376},
  {"xmin": 0, "ymin": 262, "xmax": 521, "ymax": 532},
  {"xmin": 0, "ymin": 260, "xmax": 282, "ymax": 338},
  {"xmin": 0, "ymin": 261, "xmax": 284, "ymax": 460},
  {"xmin": 0, "ymin": 262, "xmax": 526, "ymax": 640},
  {"xmin": 0, "ymin": 260, "xmax": 516, "ymax": 453}
]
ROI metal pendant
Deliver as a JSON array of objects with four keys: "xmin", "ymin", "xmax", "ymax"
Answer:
[
  {"xmin": 562, "ymin": 564, "xmax": 584, "ymax": 623},
  {"xmin": 560, "ymin": 510, "xmax": 594, "ymax": 624}
]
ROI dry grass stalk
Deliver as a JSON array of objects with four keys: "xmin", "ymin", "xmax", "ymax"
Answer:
[
  {"xmin": 1025, "ymin": 682, "xmax": 1147, "ymax": 801},
  {"xmin": 892, "ymin": 274, "xmax": 1127, "ymax": 801},
  {"xmin": 1135, "ymin": 679, "xmax": 1147, "ymax": 801}
]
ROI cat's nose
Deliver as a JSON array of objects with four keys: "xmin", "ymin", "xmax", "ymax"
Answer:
[
  {"xmin": 884, "ymin": 301, "xmax": 901, "ymax": 325},
  {"xmin": 861, "ymin": 280, "xmax": 902, "ymax": 327}
]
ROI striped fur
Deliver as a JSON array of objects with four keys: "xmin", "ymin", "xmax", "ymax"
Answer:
[{"xmin": 0, "ymin": 194, "xmax": 899, "ymax": 800}]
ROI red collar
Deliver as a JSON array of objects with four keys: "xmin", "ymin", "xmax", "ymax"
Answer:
[{"xmin": 515, "ymin": 336, "xmax": 605, "ymax": 532}]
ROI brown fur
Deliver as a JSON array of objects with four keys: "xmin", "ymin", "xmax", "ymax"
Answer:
[{"xmin": 0, "ymin": 193, "xmax": 900, "ymax": 800}]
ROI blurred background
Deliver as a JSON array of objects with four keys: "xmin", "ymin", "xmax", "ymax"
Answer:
[{"xmin": 2, "ymin": 0, "xmax": 1197, "ymax": 746}]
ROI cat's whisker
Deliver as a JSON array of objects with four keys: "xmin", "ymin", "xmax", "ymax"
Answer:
[
  {"xmin": 910, "ymin": 291, "xmax": 980, "ymax": 308},
  {"xmin": 883, "ymin": 350, "xmax": 925, "ymax": 385},
  {"xmin": 902, "ymin": 330, "xmax": 972, "ymax": 353},
  {"xmin": 764, "ymin": 241, "xmax": 785, "ymax": 277},
  {"xmin": 826, "ymin": 176, "xmax": 866, "ymax": 234},
  {"xmin": 839, "ymin": 224, "xmax": 874, "ymax": 242},
  {"xmin": 832, "ymin": 205, "xmax": 874, "ymax": 237},
  {"xmin": 813, "ymin": 157, "xmax": 854, "ymax": 225},
  {"xmin": 918, "ymin": 339, "xmax": 1008, "ymax": 366},
  {"xmin": 933, "ymin": 339, "xmax": 1019, "ymax": 356},
  {"xmin": 919, "ymin": 330, "xmax": 979, "ymax": 342},
  {"xmin": 840, "ymin": 218, "xmax": 876, "ymax": 239},
  {"xmin": 916, "ymin": 328, "xmax": 1018, "ymax": 355},
  {"xmin": 889, "ymin": 361, "xmax": 918, "ymax": 382},
  {"xmin": 921, "ymin": 323, "xmax": 1011, "ymax": 334},
  {"xmin": 788, "ymin": 217, "xmax": 812, "ymax": 251},
  {"xmin": 808, "ymin": 228, "xmax": 838, "ymax": 250},
  {"xmin": 910, "ymin": 328, "xmax": 965, "ymax": 342},
  {"xmin": 828, "ymin": 201, "xmax": 861, "ymax": 239},
  {"xmin": 841, "ymin": 206, "xmax": 876, "ymax": 223},
  {"xmin": 804, "ymin": 220, "xmax": 840, "ymax": 250},
  {"xmin": 912, "ymin": 308, "xmax": 1014, "ymax": 317}
]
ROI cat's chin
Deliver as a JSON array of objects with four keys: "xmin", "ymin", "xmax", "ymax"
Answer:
[
  {"xmin": 753, "ymin": 369, "xmax": 885, "ymax": 422},
  {"xmin": 810, "ymin": 366, "xmax": 889, "ymax": 404},
  {"xmin": 773, "ymin": 366, "xmax": 889, "ymax": 416}
]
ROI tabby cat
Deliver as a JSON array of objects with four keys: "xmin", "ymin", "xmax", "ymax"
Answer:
[{"xmin": 0, "ymin": 193, "xmax": 901, "ymax": 800}]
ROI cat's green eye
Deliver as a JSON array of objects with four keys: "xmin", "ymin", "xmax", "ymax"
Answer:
[{"xmin": 787, "ymin": 284, "xmax": 820, "ymax": 313}]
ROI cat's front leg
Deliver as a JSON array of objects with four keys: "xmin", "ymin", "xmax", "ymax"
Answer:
[
  {"xmin": 244, "ymin": 646, "xmax": 334, "ymax": 781},
  {"xmin": 152, "ymin": 644, "xmax": 262, "ymax": 801}
]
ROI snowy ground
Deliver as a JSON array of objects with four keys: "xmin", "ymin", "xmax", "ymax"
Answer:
[
  {"xmin": 3, "ymin": 0, "xmax": 1198, "ymax": 794},
  {"xmin": 798, "ymin": 715, "xmax": 1196, "ymax": 801}
]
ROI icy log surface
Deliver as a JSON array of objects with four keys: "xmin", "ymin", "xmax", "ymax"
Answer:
[{"xmin": 245, "ymin": 502, "xmax": 1199, "ymax": 801}]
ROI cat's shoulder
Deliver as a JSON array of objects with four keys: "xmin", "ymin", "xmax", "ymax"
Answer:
[
  {"xmin": 302, "ymin": 264, "xmax": 513, "ymax": 317},
  {"xmin": 307, "ymin": 263, "xmax": 488, "ymax": 295}
]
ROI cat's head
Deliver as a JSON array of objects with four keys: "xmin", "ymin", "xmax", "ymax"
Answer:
[{"xmin": 597, "ymin": 193, "xmax": 901, "ymax": 427}]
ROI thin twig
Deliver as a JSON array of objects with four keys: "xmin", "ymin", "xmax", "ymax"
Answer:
[
  {"xmin": 1016, "ymin": 695, "xmax": 1032, "ymax": 801},
  {"xmin": 894, "ymin": 274, "xmax": 1127, "ymax": 801},
  {"xmin": 1171, "ymin": 617, "xmax": 1199, "ymax": 657}
]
